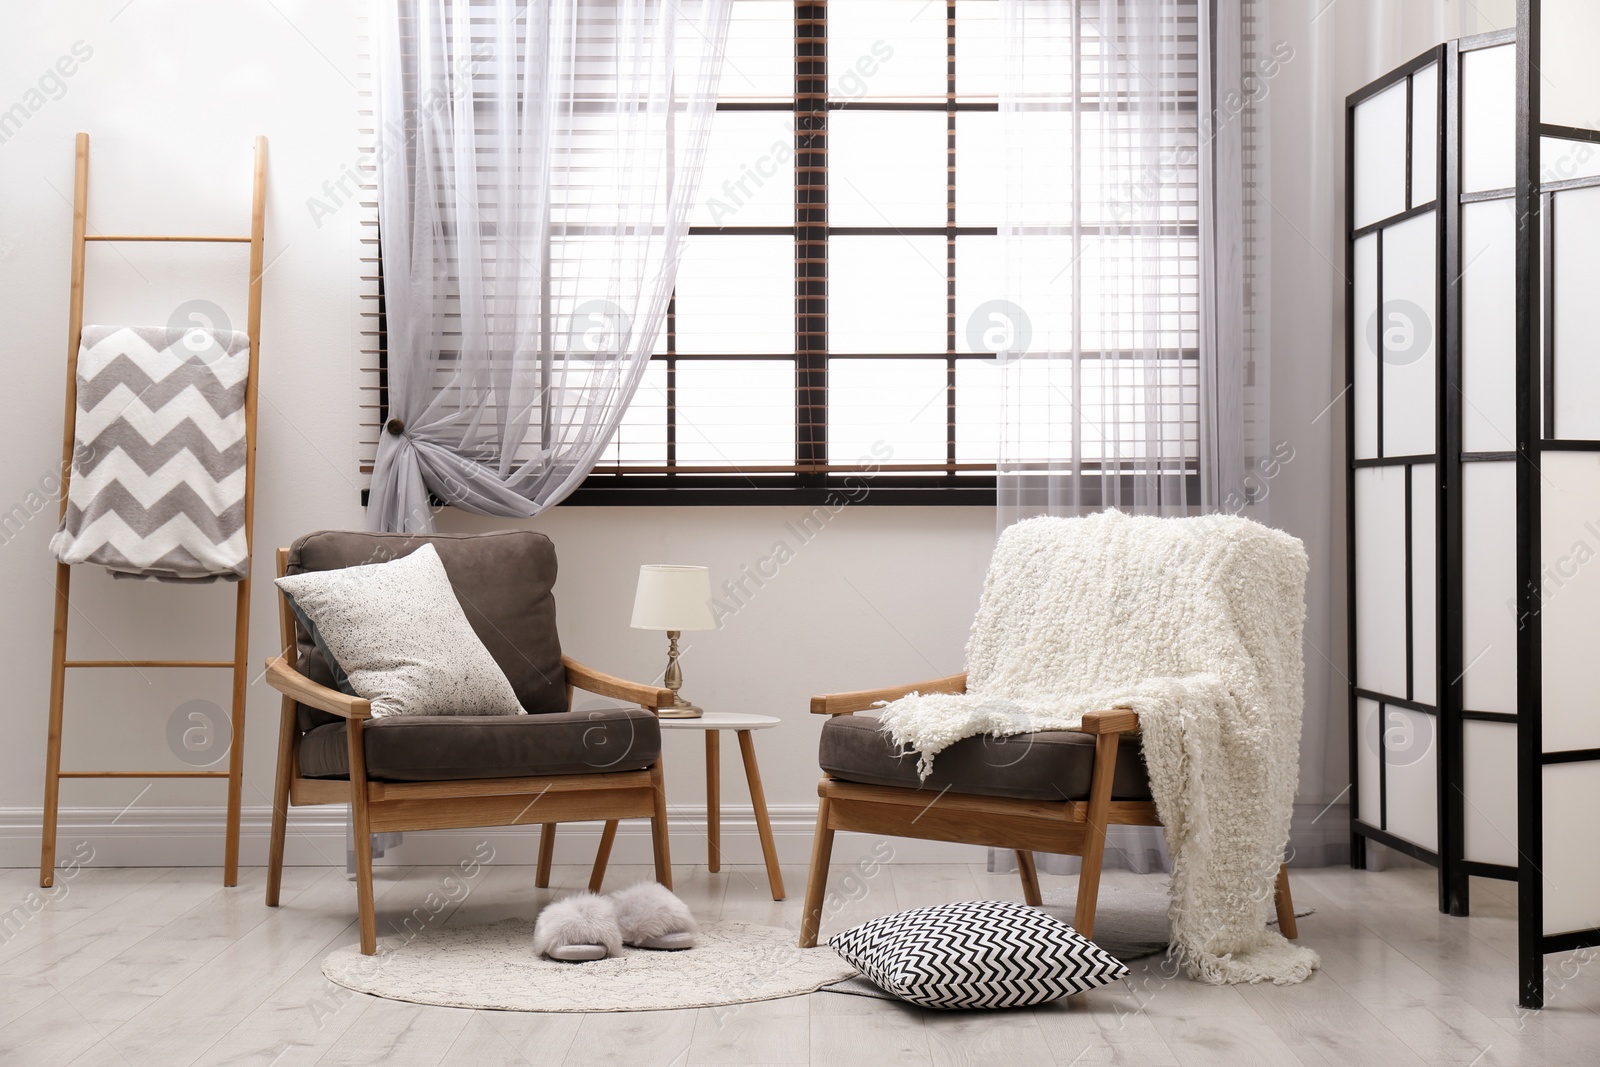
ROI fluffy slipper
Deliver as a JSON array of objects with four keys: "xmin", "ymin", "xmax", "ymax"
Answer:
[
  {"xmin": 610, "ymin": 881, "xmax": 698, "ymax": 950},
  {"xmin": 533, "ymin": 892, "xmax": 623, "ymax": 962}
]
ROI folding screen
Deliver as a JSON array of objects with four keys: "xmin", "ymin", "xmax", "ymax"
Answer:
[
  {"xmin": 1346, "ymin": 46, "xmax": 1448, "ymax": 908},
  {"xmin": 1347, "ymin": 0, "xmax": 1600, "ymax": 1008}
]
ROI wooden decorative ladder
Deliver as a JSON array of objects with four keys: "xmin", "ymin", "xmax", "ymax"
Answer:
[{"xmin": 39, "ymin": 132, "xmax": 267, "ymax": 889}]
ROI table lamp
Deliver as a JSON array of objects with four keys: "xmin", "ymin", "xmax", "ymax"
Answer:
[{"xmin": 630, "ymin": 564, "xmax": 715, "ymax": 718}]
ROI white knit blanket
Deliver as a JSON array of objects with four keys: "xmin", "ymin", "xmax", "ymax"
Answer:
[{"xmin": 876, "ymin": 511, "xmax": 1320, "ymax": 985}]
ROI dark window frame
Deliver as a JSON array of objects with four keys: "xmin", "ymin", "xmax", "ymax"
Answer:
[{"xmin": 568, "ymin": 0, "xmax": 1002, "ymax": 505}]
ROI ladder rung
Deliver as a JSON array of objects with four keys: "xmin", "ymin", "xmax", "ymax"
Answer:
[
  {"xmin": 84, "ymin": 234, "xmax": 252, "ymax": 243},
  {"xmin": 58, "ymin": 771, "xmax": 230, "ymax": 779},
  {"xmin": 65, "ymin": 659, "xmax": 236, "ymax": 668}
]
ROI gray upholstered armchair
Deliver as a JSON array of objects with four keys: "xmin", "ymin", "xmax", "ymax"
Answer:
[{"xmin": 262, "ymin": 529, "xmax": 674, "ymax": 955}]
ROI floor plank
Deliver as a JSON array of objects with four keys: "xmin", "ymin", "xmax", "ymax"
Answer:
[{"xmin": 809, "ymin": 989, "xmax": 932, "ymax": 1067}]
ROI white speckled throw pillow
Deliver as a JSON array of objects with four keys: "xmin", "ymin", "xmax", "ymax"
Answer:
[{"xmin": 275, "ymin": 542, "xmax": 525, "ymax": 718}]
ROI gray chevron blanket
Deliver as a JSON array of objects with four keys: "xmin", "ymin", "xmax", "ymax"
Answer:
[{"xmin": 50, "ymin": 325, "xmax": 250, "ymax": 582}]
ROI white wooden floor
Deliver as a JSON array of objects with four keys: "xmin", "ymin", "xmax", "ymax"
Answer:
[{"xmin": 0, "ymin": 859, "xmax": 1596, "ymax": 1065}]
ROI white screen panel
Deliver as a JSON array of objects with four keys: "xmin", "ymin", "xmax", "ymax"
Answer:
[
  {"xmin": 1410, "ymin": 64, "xmax": 1438, "ymax": 206},
  {"xmin": 1353, "ymin": 81, "xmax": 1408, "ymax": 229},
  {"xmin": 1541, "ymin": 452, "xmax": 1600, "ymax": 752},
  {"xmin": 1543, "ymin": 136, "xmax": 1600, "ymax": 184},
  {"xmin": 1357, "ymin": 697, "xmax": 1383, "ymax": 827},
  {"xmin": 1460, "ymin": 200, "xmax": 1518, "ymax": 452},
  {"xmin": 1543, "ymin": 762, "xmax": 1600, "ymax": 935},
  {"xmin": 1384, "ymin": 706, "xmax": 1438, "ymax": 851},
  {"xmin": 1552, "ymin": 186, "xmax": 1600, "ymax": 440},
  {"xmin": 1540, "ymin": 0, "xmax": 1600, "ymax": 133},
  {"xmin": 1462, "ymin": 45, "xmax": 1515, "ymax": 194},
  {"xmin": 1355, "ymin": 466, "xmax": 1408, "ymax": 697},
  {"xmin": 1412, "ymin": 464, "xmax": 1438, "ymax": 706},
  {"xmin": 1380, "ymin": 211, "xmax": 1437, "ymax": 458},
  {"xmin": 1462, "ymin": 461, "xmax": 1519, "ymax": 713},
  {"xmin": 1463, "ymin": 721, "xmax": 1518, "ymax": 866},
  {"xmin": 1354, "ymin": 234, "xmax": 1379, "ymax": 460}
]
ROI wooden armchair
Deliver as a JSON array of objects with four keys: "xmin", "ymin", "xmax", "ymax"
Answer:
[
  {"xmin": 263, "ymin": 530, "xmax": 675, "ymax": 955},
  {"xmin": 797, "ymin": 673, "xmax": 1298, "ymax": 948}
]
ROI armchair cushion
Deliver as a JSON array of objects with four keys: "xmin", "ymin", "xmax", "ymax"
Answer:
[
  {"xmin": 276, "ymin": 543, "xmax": 524, "ymax": 719},
  {"xmin": 299, "ymin": 706, "xmax": 661, "ymax": 782},
  {"xmin": 819, "ymin": 713, "xmax": 1151, "ymax": 802},
  {"xmin": 286, "ymin": 530, "xmax": 567, "ymax": 730}
]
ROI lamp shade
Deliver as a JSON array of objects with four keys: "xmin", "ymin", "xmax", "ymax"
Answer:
[{"xmin": 630, "ymin": 565, "xmax": 715, "ymax": 631}]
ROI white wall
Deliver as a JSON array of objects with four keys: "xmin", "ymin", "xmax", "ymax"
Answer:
[{"xmin": 0, "ymin": 0, "xmax": 1505, "ymax": 870}]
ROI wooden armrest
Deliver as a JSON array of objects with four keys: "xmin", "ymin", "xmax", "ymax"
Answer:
[
  {"xmin": 562, "ymin": 655, "xmax": 674, "ymax": 711},
  {"xmin": 263, "ymin": 656, "xmax": 372, "ymax": 720},
  {"xmin": 1080, "ymin": 707, "xmax": 1139, "ymax": 735},
  {"xmin": 810, "ymin": 673, "xmax": 968, "ymax": 716}
]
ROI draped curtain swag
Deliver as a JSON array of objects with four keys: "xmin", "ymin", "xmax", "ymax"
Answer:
[{"xmin": 371, "ymin": 0, "xmax": 731, "ymax": 532}]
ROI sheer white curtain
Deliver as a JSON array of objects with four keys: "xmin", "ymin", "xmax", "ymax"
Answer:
[
  {"xmin": 370, "ymin": 0, "xmax": 731, "ymax": 532},
  {"xmin": 989, "ymin": 0, "xmax": 1267, "ymax": 876}
]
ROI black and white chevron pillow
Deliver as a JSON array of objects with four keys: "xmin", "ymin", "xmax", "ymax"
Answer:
[{"xmin": 829, "ymin": 900, "xmax": 1128, "ymax": 1009}]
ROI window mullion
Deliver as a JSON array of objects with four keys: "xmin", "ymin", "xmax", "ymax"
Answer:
[{"xmin": 946, "ymin": 0, "xmax": 958, "ymax": 474}]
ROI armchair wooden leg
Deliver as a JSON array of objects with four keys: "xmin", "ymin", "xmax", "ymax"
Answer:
[
  {"xmin": 1072, "ymin": 731, "xmax": 1122, "ymax": 941},
  {"xmin": 265, "ymin": 698, "xmax": 296, "ymax": 907},
  {"xmin": 650, "ymin": 759, "xmax": 673, "ymax": 890},
  {"xmin": 1016, "ymin": 850, "xmax": 1042, "ymax": 907},
  {"xmin": 536, "ymin": 824, "xmax": 556, "ymax": 889},
  {"xmin": 346, "ymin": 720, "xmax": 377, "ymax": 956},
  {"xmin": 1274, "ymin": 862, "xmax": 1298, "ymax": 939},
  {"xmin": 798, "ymin": 795, "xmax": 835, "ymax": 948},
  {"xmin": 589, "ymin": 820, "xmax": 619, "ymax": 893}
]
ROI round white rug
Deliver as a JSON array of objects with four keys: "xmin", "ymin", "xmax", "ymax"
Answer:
[{"xmin": 322, "ymin": 919, "xmax": 857, "ymax": 1012}]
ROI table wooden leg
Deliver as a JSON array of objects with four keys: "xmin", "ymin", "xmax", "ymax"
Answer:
[
  {"xmin": 706, "ymin": 730, "xmax": 721, "ymax": 873},
  {"xmin": 737, "ymin": 730, "xmax": 785, "ymax": 900}
]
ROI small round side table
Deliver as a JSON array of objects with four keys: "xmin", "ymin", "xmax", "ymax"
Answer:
[{"xmin": 657, "ymin": 712, "xmax": 784, "ymax": 900}]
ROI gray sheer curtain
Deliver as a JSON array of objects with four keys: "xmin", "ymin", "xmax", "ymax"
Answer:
[
  {"xmin": 369, "ymin": 0, "xmax": 731, "ymax": 532},
  {"xmin": 989, "ymin": 0, "xmax": 1268, "ymax": 877}
]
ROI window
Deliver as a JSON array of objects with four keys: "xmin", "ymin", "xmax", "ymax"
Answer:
[{"xmin": 366, "ymin": 0, "xmax": 1204, "ymax": 506}]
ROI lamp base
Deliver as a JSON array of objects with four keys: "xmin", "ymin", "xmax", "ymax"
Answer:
[{"xmin": 657, "ymin": 699, "xmax": 704, "ymax": 719}]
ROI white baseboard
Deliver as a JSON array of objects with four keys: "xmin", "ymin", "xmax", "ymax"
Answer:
[
  {"xmin": 0, "ymin": 805, "xmax": 989, "ymax": 869},
  {"xmin": 2, "ymin": 800, "xmax": 1354, "ymax": 871}
]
